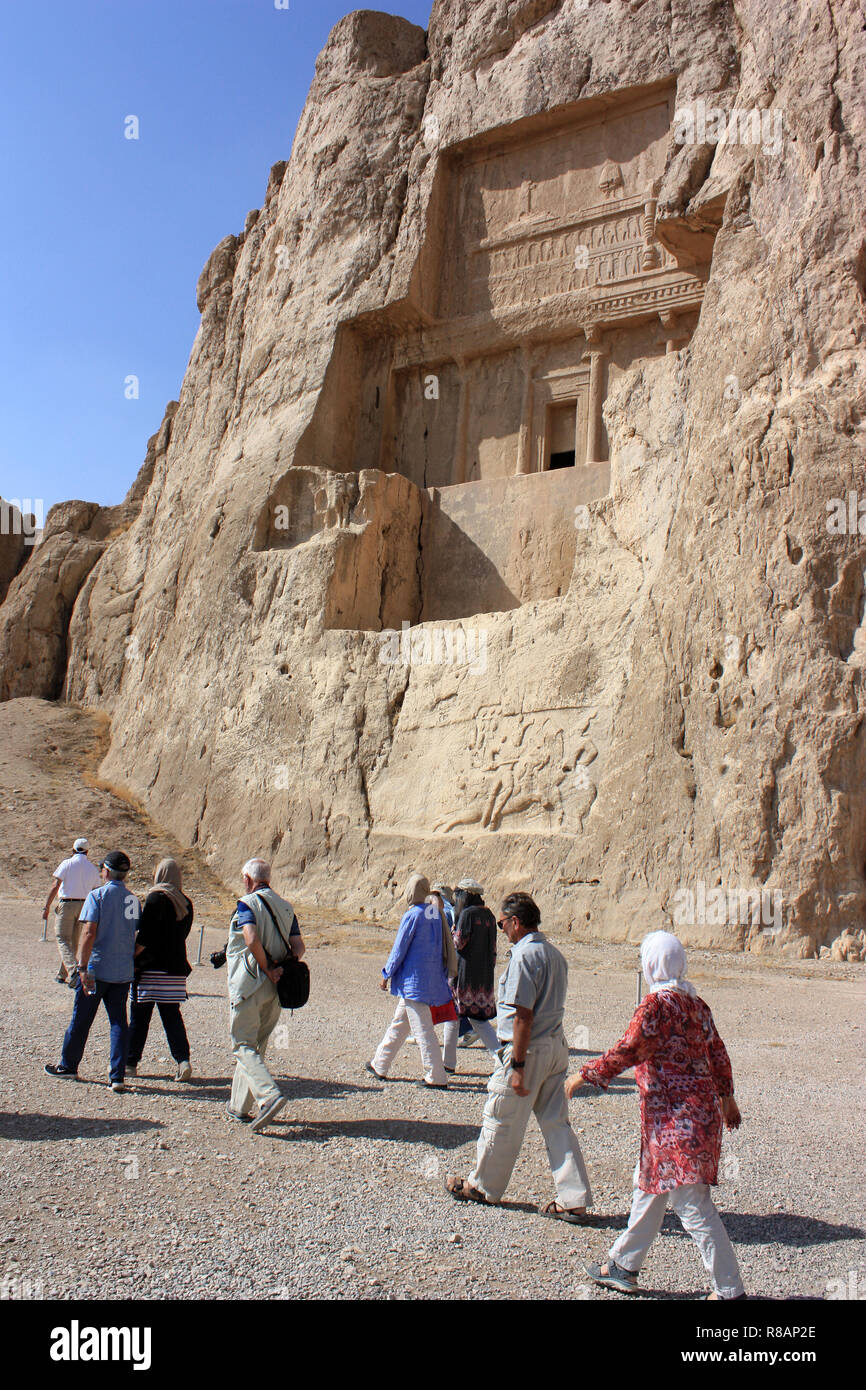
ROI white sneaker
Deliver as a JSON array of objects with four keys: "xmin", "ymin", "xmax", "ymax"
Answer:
[
  {"xmin": 175, "ymin": 1061, "xmax": 192, "ymax": 1082},
  {"xmin": 458, "ymin": 1033, "xmax": 481, "ymax": 1048}
]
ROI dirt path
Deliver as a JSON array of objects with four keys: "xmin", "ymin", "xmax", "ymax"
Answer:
[{"xmin": 0, "ymin": 698, "xmax": 863, "ymax": 1300}]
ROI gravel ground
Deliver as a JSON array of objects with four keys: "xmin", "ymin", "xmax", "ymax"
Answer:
[{"xmin": 1, "ymin": 896, "xmax": 863, "ymax": 1302}]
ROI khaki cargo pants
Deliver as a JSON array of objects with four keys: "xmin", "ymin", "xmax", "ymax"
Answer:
[
  {"xmin": 55, "ymin": 899, "xmax": 84, "ymax": 980},
  {"xmin": 229, "ymin": 982, "xmax": 283, "ymax": 1115},
  {"xmin": 468, "ymin": 1029, "xmax": 593, "ymax": 1209}
]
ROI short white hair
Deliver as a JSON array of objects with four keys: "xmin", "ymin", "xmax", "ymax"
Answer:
[{"xmin": 242, "ymin": 857, "xmax": 271, "ymax": 883}]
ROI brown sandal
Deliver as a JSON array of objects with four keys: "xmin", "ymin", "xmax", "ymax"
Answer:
[
  {"xmin": 445, "ymin": 1175, "xmax": 492, "ymax": 1205},
  {"xmin": 540, "ymin": 1200, "xmax": 589, "ymax": 1224}
]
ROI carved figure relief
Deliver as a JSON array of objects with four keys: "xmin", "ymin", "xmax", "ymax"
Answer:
[
  {"xmin": 313, "ymin": 473, "xmax": 358, "ymax": 530},
  {"xmin": 431, "ymin": 709, "xmax": 601, "ymax": 836},
  {"xmin": 598, "ymin": 159, "xmax": 623, "ymax": 197}
]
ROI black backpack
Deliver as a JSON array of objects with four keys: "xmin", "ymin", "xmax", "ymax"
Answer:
[{"xmin": 256, "ymin": 893, "xmax": 310, "ymax": 1011}]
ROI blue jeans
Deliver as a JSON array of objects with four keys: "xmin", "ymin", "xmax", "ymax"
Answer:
[{"xmin": 61, "ymin": 978, "xmax": 130, "ymax": 1083}]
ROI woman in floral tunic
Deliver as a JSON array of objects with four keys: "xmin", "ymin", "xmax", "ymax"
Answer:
[{"xmin": 566, "ymin": 930, "xmax": 745, "ymax": 1299}]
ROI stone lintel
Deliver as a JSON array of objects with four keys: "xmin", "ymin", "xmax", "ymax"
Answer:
[{"xmin": 389, "ymin": 277, "xmax": 705, "ymax": 371}]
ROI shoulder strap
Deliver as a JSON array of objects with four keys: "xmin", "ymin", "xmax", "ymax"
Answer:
[{"xmin": 255, "ymin": 892, "xmax": 292, "ymax": 959}]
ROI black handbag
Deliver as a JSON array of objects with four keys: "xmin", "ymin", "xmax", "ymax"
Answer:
[{"xmin": 255, "ymin": 893, "xmax": 310, "ymax": 1011}]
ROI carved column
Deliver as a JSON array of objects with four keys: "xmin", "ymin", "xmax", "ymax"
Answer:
[
  {"xmin": 377, "ymin": 364, "xmax": 397, "ymax": 474},
  {"xmin": 584, "ymin": 326, "xmax": 608, "ymax": 465},
  {"xmin": 573, "ymin": 391, "xmax": 584, "ymax": 467},
  {"xmin": 454, "ymin": 355, "xmax": 470, "ymax": 485},
  {"xmin": 660, "ymin": 310, "xmax": 688, "ymax": 354},
  {"xmin": 516, "ymin": 342, "xmax": 534, "ymax": 475},
  {"xmin": 642, "ymin": 191, "xmax": 660, "ymax": 270}
]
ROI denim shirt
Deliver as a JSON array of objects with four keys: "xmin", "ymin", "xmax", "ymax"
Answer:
[
  {"xmin": 383, "ymin": 904, "xmax": 451, "ymax": 1006},
  {"xmin": 79, "ymin": 880, "xmax": 140, "ymax": 983}
]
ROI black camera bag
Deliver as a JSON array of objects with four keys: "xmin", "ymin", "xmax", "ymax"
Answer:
[{"xmin": 255, "ymin": 893, "xmax": 310, "ymax": 1011}]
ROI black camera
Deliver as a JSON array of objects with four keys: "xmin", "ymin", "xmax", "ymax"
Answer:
[{"xmin": 210, "ymin": 949, "xmax": 227, "ymax": 969}]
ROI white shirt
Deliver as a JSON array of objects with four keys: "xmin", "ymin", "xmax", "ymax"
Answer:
[{"xmin": 53, "ymin": 853, "xmax": 101, "ymax": 900}]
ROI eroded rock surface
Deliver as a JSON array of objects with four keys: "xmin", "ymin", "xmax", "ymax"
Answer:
[{"xmin": 3, "ymin": 1, "xmax": 865, "ymax": 955}]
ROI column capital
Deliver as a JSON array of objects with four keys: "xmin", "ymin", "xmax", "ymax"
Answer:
[{"xmin": 583, "ymin": 322, "xmax": 608, "ymax": 354}]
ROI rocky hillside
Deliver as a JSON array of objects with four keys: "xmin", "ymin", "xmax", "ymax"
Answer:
[{"xmin": 2, "ymin": 1, "xmax": 864, "ymax": 957}]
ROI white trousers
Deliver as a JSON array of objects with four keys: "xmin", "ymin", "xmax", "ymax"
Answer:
[
  {"xmin": 372, "ymin": 998, "xmax": 448, "ymax": 1086},
  {"xmin": 610, "ymin": 1167, "xmax": 744, "ymax": 1298},
  {"xmin": 468, "ymin": 1031, "xmax": 592, "ymax": 1208},
  {"xmin": 442, "ymin": 1017, "xmax": 499, "ymax": 1070}
]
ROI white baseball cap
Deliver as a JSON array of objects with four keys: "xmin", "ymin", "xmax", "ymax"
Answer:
[{"xmin": 73, "ymin": 837, "xmax": 89, "ymax": 852}]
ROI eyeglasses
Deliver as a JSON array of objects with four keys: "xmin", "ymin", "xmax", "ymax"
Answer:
[{"xmin": 497, "ymin": 916, "xmax": 514, "ymax": 930}]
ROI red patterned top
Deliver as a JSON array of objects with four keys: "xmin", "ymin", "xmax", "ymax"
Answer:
[{"xmin": 579, "ymin": 990, "xmax": 734, "ymax": 1194}]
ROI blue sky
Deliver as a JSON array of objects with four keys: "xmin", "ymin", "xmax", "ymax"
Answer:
[{"xmin": 1, "ymin": 0, "xmax": 433, "ymax": 516}]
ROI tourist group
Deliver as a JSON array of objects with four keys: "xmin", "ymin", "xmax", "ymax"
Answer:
[{"xmin": 42, "ymin": 839, "xmax": 745, "ymax": 1299}]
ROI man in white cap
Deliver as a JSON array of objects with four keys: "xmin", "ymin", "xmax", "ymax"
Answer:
[{"xmin": 43, "ymin": 838, "xmax": 101, "ymax": 986}]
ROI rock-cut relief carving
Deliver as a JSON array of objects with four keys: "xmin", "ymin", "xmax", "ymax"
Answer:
[
  {"xmin": 433, "ymin": 710, "xmax": 599, "ymax": 835},
  {"xmin": 313, "ymin": 472, "xmax": 358, "ymax": 531},
  {"xmin": 598, "ymin": 160, "xmax": 623, "ymax": 197}
]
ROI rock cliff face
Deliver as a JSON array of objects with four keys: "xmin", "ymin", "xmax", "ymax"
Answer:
[{"xmin": 4, "ymin": 2, "xmax": 865, "ymax": 955}]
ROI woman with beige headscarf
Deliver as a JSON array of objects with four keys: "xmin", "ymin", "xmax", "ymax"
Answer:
[
  {"xmin": 366, "ymin": 872, "xmax": 452, "ymax": 1088},
  {"xmin": 127, "ymin": 858, "xmax": 194, "ymax": 1082}
]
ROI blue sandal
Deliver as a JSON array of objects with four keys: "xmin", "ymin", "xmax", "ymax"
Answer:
[{"xmin": 586, "ymin": 1260, "xmax": 639, "ymax": 1294}]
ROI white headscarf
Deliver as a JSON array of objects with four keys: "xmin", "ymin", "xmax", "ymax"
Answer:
[{"xmin": 641, "ymin": 930, "xmax": 697, "ymax": 997}]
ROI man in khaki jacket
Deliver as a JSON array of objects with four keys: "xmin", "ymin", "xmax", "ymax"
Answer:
[{"xmin": 226, "ymin": 858, "xmax": 305, "ymax": 1133}]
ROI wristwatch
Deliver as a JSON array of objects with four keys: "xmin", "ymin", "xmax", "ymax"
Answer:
[{"xmin": 511, "ymin": 1059, "xmax": 526, "ymax": 1070}]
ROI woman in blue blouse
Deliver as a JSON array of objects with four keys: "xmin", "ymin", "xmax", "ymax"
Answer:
[{"xmin": 367, "ymin": 873, "xmax": 451, "ymax": 1088}]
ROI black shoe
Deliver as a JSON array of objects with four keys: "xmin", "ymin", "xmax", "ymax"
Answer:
[{"xmin": 44, "ymin": 1064, "xmax": 78, "ymax": 1079}]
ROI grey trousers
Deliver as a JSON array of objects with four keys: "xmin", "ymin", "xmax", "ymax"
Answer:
[
  {"xmin": 442, "ymin": 1017, "xmax": 499, "ymax": 1069},
  {"xmin": 610, "ymin": 1165, "xmax": 744, "ymax": 1298},
  {"xmin": 469, "ymin": 1030, "xmax": 593, "ymax": 1208}
]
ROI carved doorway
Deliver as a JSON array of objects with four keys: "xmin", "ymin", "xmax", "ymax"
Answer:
[
  {"xmin": 531, "ymin": 367, "xmax": 590, "ymax": 472},
  {"xmin": 548, "ymin": 401, "xmax": 578, "ymax": 469}
]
